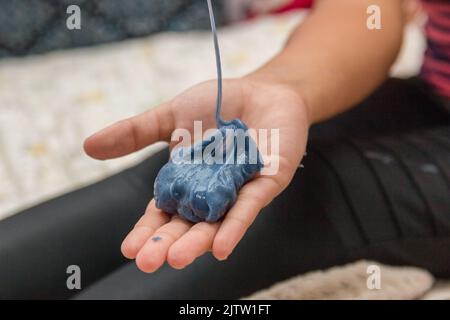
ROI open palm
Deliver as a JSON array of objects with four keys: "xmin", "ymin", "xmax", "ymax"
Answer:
[{"xmin": 84, "ymin": 78, "xmax": 309, "ymax": 272}]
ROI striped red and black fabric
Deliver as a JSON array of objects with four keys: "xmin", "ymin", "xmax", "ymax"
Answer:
[
  {"xmin": 421, "ymin": 0, "xmax": 450, "ymax": 99},
  {"xmin": 272, "ymin": 0, "xmax": 313, "ymax": 13}
]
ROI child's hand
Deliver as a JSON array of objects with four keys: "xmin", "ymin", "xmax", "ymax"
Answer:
[{"xmin": 84, "ymin": 78, "xmax": 309, "ymax": 272}]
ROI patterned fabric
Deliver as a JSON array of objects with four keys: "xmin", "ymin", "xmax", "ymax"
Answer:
[
  {"xmin": 421, "ymin": 0, "xmax": 450, "ymax": 99},
  {"xmin": 0, "ymin": 0, "xmax": 225, "ymax": 58}
]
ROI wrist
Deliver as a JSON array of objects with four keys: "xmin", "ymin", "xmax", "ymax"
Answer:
[{"xmin": 243, "ymin": 63, "xmax": 314, "ymax": 127}]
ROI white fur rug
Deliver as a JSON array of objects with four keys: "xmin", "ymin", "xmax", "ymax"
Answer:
[{"xmin": 245, "ymin": 261, "xmax": 450, "ymax": 300}]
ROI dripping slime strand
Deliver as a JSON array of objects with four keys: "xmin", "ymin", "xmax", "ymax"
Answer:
[
  {"xmin": 207, "ymin": 0, "xmax": 229, "ymax": 128},
  {"xmin": 152, "ymin": 0, "xmax": 264, "ymax": 223}
]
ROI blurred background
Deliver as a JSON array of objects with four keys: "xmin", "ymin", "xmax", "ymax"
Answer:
[{"xmin": 0, "ymin": 0, "xmax": 425, "ymax": 220}]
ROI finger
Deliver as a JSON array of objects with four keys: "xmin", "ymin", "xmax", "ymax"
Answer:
[
  {"xmin": 121, "ymin": 200, "xmax": 170, "ymax": 259},
  {"xmin": 136, "ymin": 217, "xmax": 192, "ymax": 273},
  {"xmin": 212, "ymin": 177, "xmax": 279, "ymax": 260},
  {"xmin": 84, "ymin": 103, "xmax": 174, "ymax": 160},
  {"xmin": 167, "ymin": 222, "xmax": 220, "ymax": 269}
]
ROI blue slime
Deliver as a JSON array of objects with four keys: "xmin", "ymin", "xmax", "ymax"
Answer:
[{"xmin": 153, "ymin": 0, "xmax": 263, "ymax": 222}]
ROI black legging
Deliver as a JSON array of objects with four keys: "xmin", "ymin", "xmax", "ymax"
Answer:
[{"xmin": 0, "ymin": 78, "xmax": 449, "ymax": 299}]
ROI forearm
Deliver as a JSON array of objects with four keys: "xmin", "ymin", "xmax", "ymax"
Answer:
[{"xmin": 248, "ymin": 0, "xmax": 406, "ymax": 124}]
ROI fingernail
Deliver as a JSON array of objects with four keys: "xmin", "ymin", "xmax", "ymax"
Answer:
[{"xmin": 217, "ymin": 254, "xmax": 229, "ymax": 261}]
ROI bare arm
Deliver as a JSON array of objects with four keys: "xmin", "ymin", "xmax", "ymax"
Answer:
[{"xmin": 249, "ymin": 0, "xmax": 407, "ymax": 124}]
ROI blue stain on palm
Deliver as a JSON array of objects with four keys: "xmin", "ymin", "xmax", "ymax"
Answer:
[
  {"xmin": 152, "ymin": 236, "xmax": 162, "ymax": 242},
  {"xmin": 153, "ymin": 0, "xmax": 263, "ymax": 223}
]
